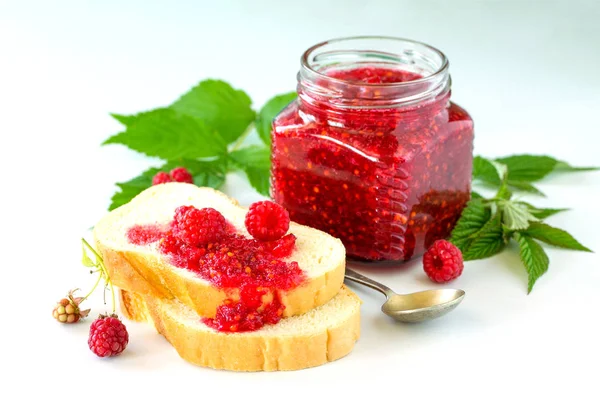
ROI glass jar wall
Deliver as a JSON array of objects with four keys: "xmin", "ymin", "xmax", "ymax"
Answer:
[{"xmin": 270, "ymin": 37, "xmax": 474, "ymax": 261}]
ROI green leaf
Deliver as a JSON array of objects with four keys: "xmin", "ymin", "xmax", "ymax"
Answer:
[
  {"xmin": 496, "ymin": 180, "xmax": 513, "ymax": 200},
  {"xmin": 515, "ymin": 233, "xmax": 549, "ymax": 293},
  {"xmin": 255, "ymin": 92, "xmax": 297, "ymax": 145},
  {"xmin": 229, "ymin": 145, "xmax": 271, "ymax": 169},
  {"xmin": 450, "ymin": 199, "xmax": 506, "ymax": 261},
  {"xmin": 179, "ymin": 158, "xmax": 228, "ymax": 189},
  {"xmin": 170, "ymin": 80, "xmax": 256, "ymax": 144},
  {"xmin": 461, "ymin": 212, "xmax": 506, "ymax": 261},
  {"xmin": 472, "ymin": 156, "xmax": 547, "ymax": 196},
  {"xmin": 472, "ymin": 156, "xmax": 502, "ymax": 185},
  {"xmin": 109, "ymin": 174, "xmax": 153, "ymax": 211},
  {"xmin": 229, "ymin": 146, "xmax": 271, "ymax": 197},
  {"xmin": 244, "ymin": 167, "xmax": 271, "ymax": 197},
  {"xmin": 110, "ymin": 113, "xmax": 137, "ymax": 126},
  {"xmin": 103, "ymin": 108, "xmax": 227, "ymax": 160},
  {"xmin": 490, "ymin": 159, "xmax": 508, "ymax": 182},
  {"xmin": 518, "ymin": 202, "xmax": 569, "ymax": 219},
  {"xmin": 449, "ymin": 199, "xmax": 492, "ymax": 250},
  {"xmin": 191, "ymin": 163, "xmax": 227, "ymax": 188},
  {"xmin": 554, "ymin": 161, "xmax": 599, "ymax": 172},
  {"xmin": 495, "ymin": 154, "xmax": 598, "ymax": 182},
  {"xmin": 507, "ymin": 180, "xmax": 545, "ymax": 196},
  {"xmin": 108, "ymin": 158, "xmax": 227, "ymax": 210},
  {"xmin": 524, "ymin": 222, "xmax": 592, "ymax": 252},
  {"xmin": 495, "ymin": 155, "xmax": 558, "ymax": 182},
  {"xmin": 470, "ymin": 191, "xmax": 483, "ymax": 199},
  {"xmin": 501, "ymin": 200, "xmax": 538, "ymax": 231},
  {"xmin": 531, "ymin": 208, "xmax": 569, "ymax": 219}
]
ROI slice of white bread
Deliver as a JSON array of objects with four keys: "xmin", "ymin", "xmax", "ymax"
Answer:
[
  {"xmin": 119, "ymin": 285, "xmax": 361, "ymax": 371},
  {"xmin": 94, "ymin": 183, "xmax": 346, "ymax": 319}
]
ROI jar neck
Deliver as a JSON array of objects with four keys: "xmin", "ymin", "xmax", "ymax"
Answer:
[{"xmin": 296, "ymin": 37, "xmax": 451, "ymax": 117}]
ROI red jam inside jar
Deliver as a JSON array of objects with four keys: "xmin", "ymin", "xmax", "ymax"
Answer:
[
  {"xmin": 127, "ymin": 210, "xmax": 303, "ymax": 332},
  {"xmin": 271, "ymin": 37, "xmax": 474, "ymax": 261}
]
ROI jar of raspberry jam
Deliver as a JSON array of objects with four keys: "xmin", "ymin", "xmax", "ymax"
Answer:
[{"xmin": 271, "ymin": 37, "xmax": 474, "ymax": 261}]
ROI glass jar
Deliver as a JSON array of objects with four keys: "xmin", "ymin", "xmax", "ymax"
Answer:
[{"xmin": 270, "ymin": 37, "xmax": 474, "ymax": 261}]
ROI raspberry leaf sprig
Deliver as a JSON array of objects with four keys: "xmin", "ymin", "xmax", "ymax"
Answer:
[
  {"xmin": 450, "ymin": 159, "xmax": 594, "ymax": 293},
  {"xmin": 103, "ymin": 80, "xmax": 297, "ymax": 210}
]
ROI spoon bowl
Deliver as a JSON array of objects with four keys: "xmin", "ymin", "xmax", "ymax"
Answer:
[
  {"xmin": 344, "ymin": 267, "xmax": 465, "ymax": 323},
  {"xmin": 381, "ymin": 289, "xmax": 465, "ymax": 322}
]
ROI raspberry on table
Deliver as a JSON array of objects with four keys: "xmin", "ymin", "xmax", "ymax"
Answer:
[
  {"xmin": 88, "ymin": 314, "xmax": 129, "ymax": 357},
  {"xmin": 152, "ymin": 171, "xmax": 172, "ymax": 185},
  {"xmin": 423, "ymin": 240, "xmax": 464, "ymax": 283},
  {"xmin": 171, "ymin": 206, "xmax": 227, "ymax": 246},
  {"xmin": 170, "ymin": 167, "xmax": 194, "ymax": 184},
  {"xmin": 245, "ymin": 201, "xmax": 290, "ymax": 242}
]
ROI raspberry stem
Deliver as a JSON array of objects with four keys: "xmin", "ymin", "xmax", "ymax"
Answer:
[
  {"xmin": 108, "ymin": 273, "xmax": 116, "ymax": 313},
  {"xmin": 81, "ymin": 238, "xmax": 117, "ymax": 313},
  {"xmin": 82, "ymin": 272, "xmax": 103, "ymax": 302}
]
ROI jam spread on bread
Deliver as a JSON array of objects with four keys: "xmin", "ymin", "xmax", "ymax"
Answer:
[{"xmin": 126, "ymin": 205, "xmax": 304, "ymax": 332}]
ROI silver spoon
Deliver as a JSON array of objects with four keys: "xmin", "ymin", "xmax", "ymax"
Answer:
[{"xmin": 344, "ymin": 267, "xmax": 465, "ymax": 322}]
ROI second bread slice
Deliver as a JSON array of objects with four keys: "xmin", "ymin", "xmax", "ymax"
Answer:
[
  {"xmin": 120, "ymin": 285, "xmax": 361, "ymax": 371},
  {"xmin": 94, "ymin": 183, "xmax": 346, "ymax": 319}
]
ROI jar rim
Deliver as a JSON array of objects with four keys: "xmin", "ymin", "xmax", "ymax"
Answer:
[{"xmin": 300, "ymin": 36, "xmax": 449, "ymax": 88}]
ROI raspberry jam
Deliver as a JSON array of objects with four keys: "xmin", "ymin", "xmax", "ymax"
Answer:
[
  {"xmin": 271, "ymin": 37, "xmax": 474, "ymax": 261},
  {"xmin": 127, "ymin": 209, "xmax": 303, "ymax": 332},
  {"xmin": 127, "ymin": 225, "xmax": 165, "ymax": 246}
]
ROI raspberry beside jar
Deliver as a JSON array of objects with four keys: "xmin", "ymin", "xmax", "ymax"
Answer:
[{"xmin": 270, "ymin": 37, "xmax": 474, "ymax": 261}]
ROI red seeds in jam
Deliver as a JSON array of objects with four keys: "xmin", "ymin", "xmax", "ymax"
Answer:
[
  {"xmin": 125, "ymin": 207, "xmax": 302, "ymax": 332},
  {"xmin": 271, "ymin": 66, "xmax": 474, "ymax": 261}
]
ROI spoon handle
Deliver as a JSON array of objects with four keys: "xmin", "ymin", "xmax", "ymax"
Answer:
[{"xmin": 344, "ymin": 268, "xmax": 394, "ymax": 298}]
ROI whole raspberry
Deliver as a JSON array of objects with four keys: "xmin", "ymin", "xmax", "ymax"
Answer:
[
  {"xmin": 52, "ymin": 289, "xmax": 90, "ymax": 323},
  {"xmin": 171, "ymin": 206, "xmax": 227, "ymax": 246},
  {"xmin": 88, "ymin": 314, "xmax": 129, "ymax": 357},
  {"xmin": 245, "ymin": 201, "xmax": 290, "ymax": 242},
  {"xmin": 423, "ymin": 240, "xmax": 464, "ymax": 283},
  {"xmin": 170, "ymin": 167, "xmax": 193, "ymax": 184},
  {"xmin": 152, "ymin": 171, "xmax": 172, "ymax": 185}
]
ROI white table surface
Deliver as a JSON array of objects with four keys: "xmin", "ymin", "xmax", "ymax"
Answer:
[{"xmin": 2, "ymin": 1, "xmax": 599, "ymax": 399}]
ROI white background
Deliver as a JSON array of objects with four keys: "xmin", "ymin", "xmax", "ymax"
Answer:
[{"xmin": 1, "ymin": 1, "xmax": 599, "ymax": 399}]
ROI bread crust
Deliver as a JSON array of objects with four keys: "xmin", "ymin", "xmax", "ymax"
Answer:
[{"xmin": 119, "ymin": 287, "xmax": 361, "ymax": 372}]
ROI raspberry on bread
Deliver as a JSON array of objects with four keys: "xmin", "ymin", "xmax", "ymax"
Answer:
[
  {"xmin": 245, "ymin": 200, "xmax": 290, "ymax": 241},
  {"xmin": 93, "ymin": 183, "xmax": 346, "ymax": 320},
  {"xmin": 119, "ymin": 285, "xmax": 361, "ymax": 371}
]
